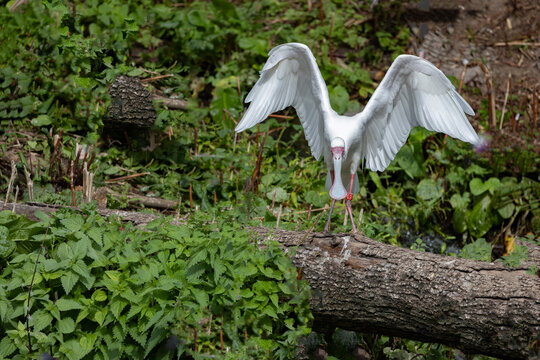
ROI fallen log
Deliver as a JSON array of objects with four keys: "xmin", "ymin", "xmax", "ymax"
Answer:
[
  {"xmin": 2, "ymin": 202, "xmax": 185, "ymax": 227},
  {"xmin": 252, "ymin": 228, "xmax": 539, "ymax": 360},
  {"xmin": 3, "ymin": 202, "xmax": 539, "ymax": 359}
]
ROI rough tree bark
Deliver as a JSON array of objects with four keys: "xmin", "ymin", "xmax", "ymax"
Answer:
[
  {"xmin": 3, "ymin": 203, "xmax": 539, "ymax": 359},
  {"xmin": 251, "ymin": 228, "xmax": 539, "ymax": 360},
  {"xmin": 105, "ymin": 76, "xmax": 157, "ymax": 129}
]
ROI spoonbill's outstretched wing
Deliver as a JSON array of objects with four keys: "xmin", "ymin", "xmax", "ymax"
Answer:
[
  {"xmin": 235, "ymin": 43, "xmax": 331, "ymax": 160},
  {"xmin": 358, "ymin": 55, "xmax": 478, "ymax": 172}
]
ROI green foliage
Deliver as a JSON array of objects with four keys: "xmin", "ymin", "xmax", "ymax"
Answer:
[
  {"xmin": 0, "ymin": 207, "xmax": 312, "ymax": 359},
  {"xmin": 459, "ymin": 238, "xmax": 492, "ymax": 262},
  {"xmin": 498, "ymin": 244, "xmax": 528, "ymax": 267},
  {"xmin": 361, "ymin": 127, "xmax": 539, "ymax": 245}
]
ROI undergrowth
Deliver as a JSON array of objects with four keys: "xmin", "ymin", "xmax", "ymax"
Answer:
[{"xmin": 0, "ymin": 206, "xmax": 312, "ymax": 359}]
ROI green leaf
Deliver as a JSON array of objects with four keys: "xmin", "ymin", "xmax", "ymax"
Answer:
[
  {"xmin": 190, "ymin": 288, "xmax": 209, "ymax": 308},
  {"xmin": 143, "ymin": 310, "xmax": 165, "ymax": 333},
  {"xmin": 304, "ymin": 190, "xmax": 330, "ymax": 208},
  {"xmin": 31, "ymin": 114, "xmax": 52, "ymax": 126},
  {"xmin": 60, "ymin": 216, "xmax": 84, "ymax": 232},
  {"xmin": 449, "ymin": 193, "xmax": 470, "ymax": 210},
  {"xmin": 328, "ymin": 85, "xmax": 350, "ymax": 114},
  {"xmin": 211, "ymin": 0, "xmax": 238, "ymax": 19},
  {"xmin": 0, "ymin": 336, "xmax": 16, "ymax": 358},
  {"xmin": 92, "ymin": 289, "xmax": 107, "ymax": 302},
  {"xmin": 58, "ymin": 317, "xmax": 76, "ymax": 333},
  {"xmin": 125, "ymin": 68, "xmax": 144, "ymax": 77},
  {"xmin": 396, "ymin": 145, "xmax": 425, "ymax": 179},
  {"xmin": 497, "ymin": 203, "xmax": 515, "ymax": 219},
  {"xmin": 186, "ymin": 248, "xmax": 207, "ymax": 268},
  {"xmin": 80, "ymin": 333, "xmax": 98, "ymax": 354},
  {"xmin": 93, "ymin": 308, "xmax": 107, "ymax": 326},
  {"xmin": 76, "ymin": 307, "xmax": 90, "ymax": 323},
  {"xmin": 145, "ymin": 326, "xmax": 169, "ymax": 356},
  {"xmin": 469, "ymin": 178, "xmax": 488, "ymax": 196},
  {"xmin": 87, "ymin": 227, "xmax": 103, "ymax": 246},
  {"xmin": 269, "ymin": 293, "xmax": 279, "ymax": 308},
  {"xmin": 266, "ymin": 187, "xmax": 288, "ymax": 203},
  {"xmin": 0, "ymin": 225, "xmax": 8, "ymax": 240},
  {"xmin": 499, "ymin": 245, "xmax": 528, "ymax": 267},
  {"xmin": 73, "ymin": 260, "xmax": 95, "ymax": 289},
  {"xmin": 210, "ymin": 76, "xmax": 242, "ymax": 125},
  {"xmin": 485, "ymin": 177, "xmax": 501, "ymax": 194},
  {"xmin": 238, "ymin": 37, "xmax": 267, "ymax": 57},
  {"xmin": 59, "ymin": 339, "xmax": 84, "ymax": 360},
  {"xmin": 56, "ymin": 298, "xmax": 83, "ymax": 311},
  {"xmin": 56, "ymin": 242, "xmax": 74, "ymax": 260},
  {"xmin": 213, "ymin": 257, "xmax": 226, "ymax": 283},
  {"xmin": 0, "ymin": 300, "xmax": 10, "ymax": 322},
  {"xmin": 0, "ymin": 226, "xmax": 16, "ymax": 259},
  {"xmin": 416, "ymin": 179, "xmax": 442, "ymax": 201},
  {"xmin": 186, "ymin": 263, "xmax": 206, "ymax": 283},
  {"xmin": 467, "ymin": 195, "xmax": 493, "ymax": 238},
  {"xmin": 33, "ymin": 310, "xmax": 53, "ymax": 332},
  {"xmin": 262, "ymin": 305, "xmax": 278, "ymax": 319},
  {"xmin": 110, "ymin": 298, "xmax": 128, "ymax": 319},
  {"xmin": 61, "ymin": 271, "xmax": 79, "ymax": 294},
  {"xmin": 105, "ymin": 270, "xmax": 121, "ymax": 283},
  {"xmin": 129, "ymin": 328, "xmax": 147, "ymax": 347},
  {"xmin": 452, "ymin": 209, "xmax": 468, "ymax": 233},
  {"xmin": 459, "ymin": 239, "xmax": 491, "ymax": 262},
  {"xmin": 103, "ymin": 166, "xmax": 121, "ymax": 175},
  {"xmin": 369, "ymin": 171, "xmax": 383, "ymax": 189},
  {"xmin": 73, "ymin": 76, "xmax": 94, "ymax": 89}
]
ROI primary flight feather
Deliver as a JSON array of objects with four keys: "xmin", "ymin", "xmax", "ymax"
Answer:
[{"xmin": 235, "ymin": 42, "xmax": 479, "ymax": 233}]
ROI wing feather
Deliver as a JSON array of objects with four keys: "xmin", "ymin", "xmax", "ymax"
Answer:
[
  {"xmin": 359, "ymin": 55, "xmax": 479, "ymax": 172},
  {"xmin": 235, "ymin": 43, "xmax": 331, "ymax": 160}
]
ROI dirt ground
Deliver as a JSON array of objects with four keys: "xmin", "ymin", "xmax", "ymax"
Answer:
[{"xmin": 403, "ymin": 0, "xmax": 540, "ymax": 152}]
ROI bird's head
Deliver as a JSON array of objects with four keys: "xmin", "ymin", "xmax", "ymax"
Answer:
[
  {"xmin": 329, "ymin": 137, "xmax": 347, "ymax": 200},
  {"xmin": 330, "ymin": 137, "xmax": 345, "ymax": 160}
]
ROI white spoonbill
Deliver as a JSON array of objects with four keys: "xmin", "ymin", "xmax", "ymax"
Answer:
[{"xmin": 235, "ymin": 43, "xmax": 479, "ymax": 233}]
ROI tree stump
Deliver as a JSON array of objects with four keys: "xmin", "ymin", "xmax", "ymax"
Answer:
[{"xmin": 105, "ymin": 76, "xmax": 156, "ymax": 129}]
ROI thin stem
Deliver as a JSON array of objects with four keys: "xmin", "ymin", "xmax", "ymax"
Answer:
[{"xmin": 26, "ymin": 225, "xmax": 50, "ymax": 353}]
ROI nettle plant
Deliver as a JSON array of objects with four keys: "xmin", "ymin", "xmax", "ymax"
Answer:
[{"xmin": 0, "ymin": 206, "xmax": 312, "ymax": 359}]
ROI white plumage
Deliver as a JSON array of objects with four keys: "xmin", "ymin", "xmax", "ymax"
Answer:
[{"xmin": 235, "ymin": 43, "xmax": 479, "ymax": 233}]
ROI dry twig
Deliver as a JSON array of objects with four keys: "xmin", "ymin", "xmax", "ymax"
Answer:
[
  {"xmin": 141, "ymin": 74, "xmax": 173, "ymax": 82},
  {"xmin": 2, "ymin": 161, "xmax": 17, "ymax": 211},
  {"xmin": 494, "ymin": 41, "xmax": 540, "ymax": 47},
  {"xmin": 152, "ymin": 94, "xmax": 187, "ymax": 110},
  {"xmin": 479, "ymin": 63, "xmax": 497, "ymax": 129},
  {"xmin": 105, "ymin": 172, "xmax": 150, "ymax": 183},
  {"xmin": 82, "ymin": 162, "xmax": 94, "ymax": 204},
  {"xmin": 69, "ymin": 160, "xmax": 76, "ymax": 206},
  {"xmin": 23, "ymin": 165, "xmax": 33, "ymax": 202},
  {"xmin": 499, "ymin": 74, "xmax": 512, "ymax": 130},
  {"xmin": 533, "ymin": 87, "xmax": 538, "ymax": 130}
]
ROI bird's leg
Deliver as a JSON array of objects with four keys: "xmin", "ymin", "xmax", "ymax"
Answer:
[
  {"xmin": 345, "ymin": 173, "xmax": 357, "ymax": 234},
  {"xmin": 324, "ymin": 199, "xmax": 337, "ymax": 233},
  {"xmin": 323, "ymin": 170, "xmax": 336, "ymax": 233}
]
